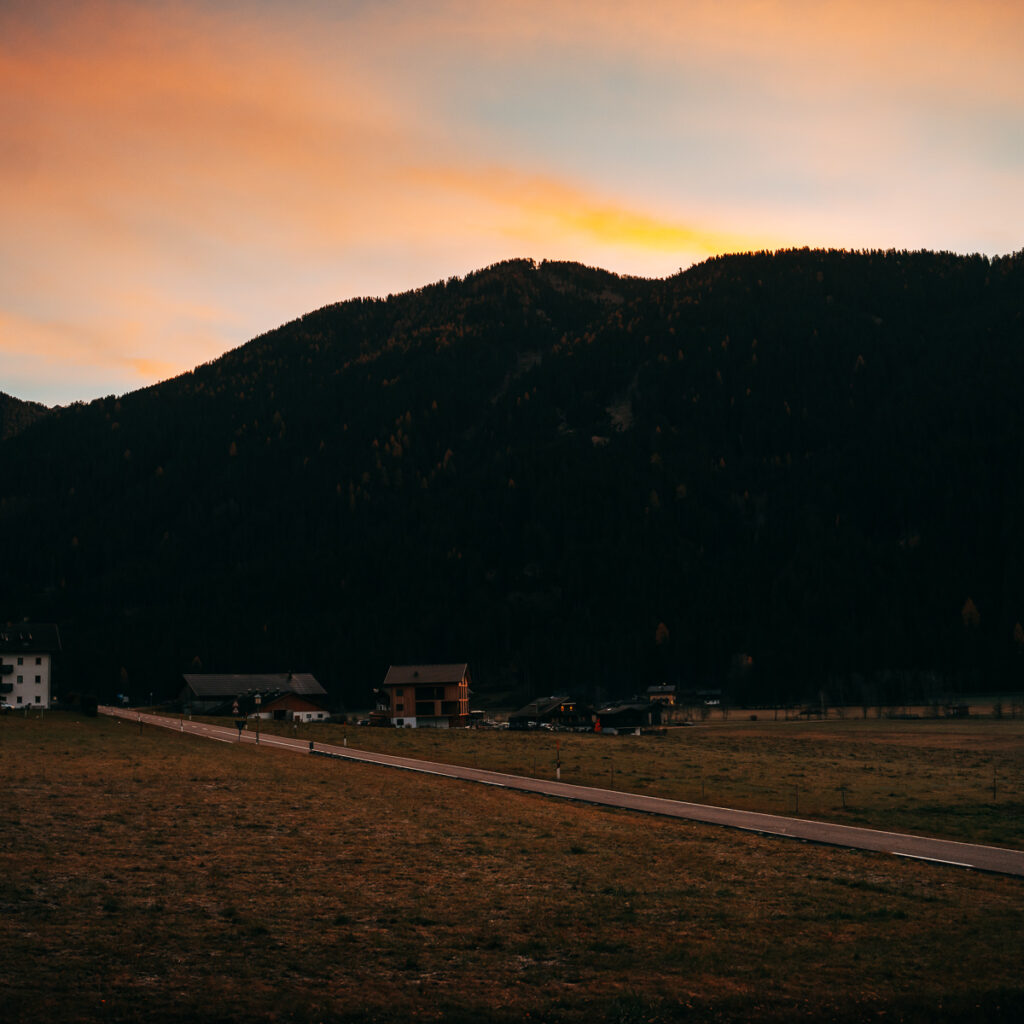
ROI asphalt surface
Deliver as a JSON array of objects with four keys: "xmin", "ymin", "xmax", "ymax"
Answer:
[{"xmin": 101, "ymin": 707, "xmax": 1024, "ymax": 878}]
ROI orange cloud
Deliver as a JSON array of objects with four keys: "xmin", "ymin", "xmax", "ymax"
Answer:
[
  {"xmin": 417, "ymin": 166, "xmax": 770, "ymax": 260},
  {"xmin": 0, "ymin": 308, "xmax": 149, "ymax": 388},
  {"xmin": 0, "ymin": 1, "xmax": 411, "ymax": 255},
  {"xmin": 3, "ymin": 0, "xmax": 768, "ymax": 301},
  {"xmin": 6, "ymin": 0, "xmax": 1015, "ymax": 265},
  {"xmin": 128, "ymin": 357, "xmax": 181, "ymax": 383},
  {"xmin": 2, "ymin": 0, "xmax": 1019, "ymax": 404},
  {"xmin": 0, "ymin": 305, "xmax": 194, "ymax": 381}
]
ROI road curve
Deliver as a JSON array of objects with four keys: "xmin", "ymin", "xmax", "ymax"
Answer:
[{"xmin": 101, "ymin": 707, "xmax": 1024, "ymax": 878}]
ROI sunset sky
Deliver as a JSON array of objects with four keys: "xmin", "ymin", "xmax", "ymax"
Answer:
[{"xmin": 3, "ymin": 0, "xmax": 1022, "ymax": 405}]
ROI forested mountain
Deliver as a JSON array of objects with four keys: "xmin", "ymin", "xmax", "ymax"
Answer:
[
  {"xmin": 2, "ymin": 250, "xmax": 1023, "ymax": 708},
  {"xmin": 0, "ymin": 391, "xmax": 49, "ymax": 440}
]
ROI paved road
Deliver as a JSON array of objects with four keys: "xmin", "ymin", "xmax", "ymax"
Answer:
[{"xmin": 101, "ymin": 707, "xmax": 1024, "ymax": 878}]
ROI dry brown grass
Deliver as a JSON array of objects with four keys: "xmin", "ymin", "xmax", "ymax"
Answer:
[
  {"xmin": 251, "ymin": 714, "xmax": 1024, "ymax": 847},
  {"xmin": 2, "ymin": 712, "xmax": 1022, "ymax": 1023}
]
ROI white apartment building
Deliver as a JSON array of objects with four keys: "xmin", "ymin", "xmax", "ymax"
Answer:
[{"xmin": 0, "ymin": 623, "xmax": 61, "ymax": 709}]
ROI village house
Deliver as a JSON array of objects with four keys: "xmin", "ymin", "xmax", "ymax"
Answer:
[
  {"xmin": 593, "ymin": 700, "xmax": 662, "ymax": 734},
  {"xmin": 180, "ymin": 672, "xmax": 329, "ymax": 719},
  {"xmin": 646, "ymin": 684, "xmax": 676, "ymax": 705},
  {"xmin": 0, "ymin": 622, "xmax": 60, "ymax": 710},
  {"xmin": 379, "ymin": 664, "xmax": 471, "ymax": 728},
  {"xmin": 259, "ymin": 691, "xmax": 330, "ymax": 723},
  {"xmin": 508, "ymin": 695, "xmax": 592, "ymax": 731}
]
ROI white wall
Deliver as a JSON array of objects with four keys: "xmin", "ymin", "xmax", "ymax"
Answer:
[
  {"xmin": 291, "ymin": 710, "xmax": 328, "ymax": 722},
  {"xmin": 0, "ymin": 652, "xmax": 51, "ymax": 708}
]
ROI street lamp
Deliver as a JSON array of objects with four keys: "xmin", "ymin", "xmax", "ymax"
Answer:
[{"xmin": 254, "ymin": 693, "xmax": 262, "ymax": 744}]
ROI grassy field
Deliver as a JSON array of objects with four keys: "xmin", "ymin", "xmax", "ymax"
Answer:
[
  {"xmin": 1, "ymin": 713, "xmax": 1022, "ymax": 1023},
  {"xmin": 244, "ymin": 714, "xmax": 1024, "ymax": 847}
]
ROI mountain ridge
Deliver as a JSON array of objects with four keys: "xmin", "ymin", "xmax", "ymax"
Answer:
[{"xmin": 2, "ymin": 248, "xmax": 1022, "ymax": 708}]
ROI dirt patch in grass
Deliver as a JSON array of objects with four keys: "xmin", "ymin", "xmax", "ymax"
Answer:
[{"xmin": 2, "ymin": 714, "xmax": 1022, "ymax": 1022}]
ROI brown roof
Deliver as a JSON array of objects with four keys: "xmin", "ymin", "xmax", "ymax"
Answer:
[
  {"xmin": 510, "ymin": 695, "xmax": 584, "ymax": 720},
  {"xmin": 382, "ymin": 664, "xmax": 469, "ymax": 687},
  {"xmin": 182, "ymin": 673, "xmax": 326, "ymax": 698},
  {"xmin": 262, "ymin": 693, "xmax": 328, "ymax": 712}
]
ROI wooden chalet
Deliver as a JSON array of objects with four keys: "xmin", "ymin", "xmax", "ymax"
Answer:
[
  {"xmin": 508, "ymin": 695, "xmax": 592, "ymax": 731},
  {"xmin": 379, "ymin": 664, "xmax": 470, "ymax": 728}
]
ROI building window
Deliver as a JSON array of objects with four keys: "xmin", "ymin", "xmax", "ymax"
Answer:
[
  {"xmin": 397, "ymin": 703, "xmax": 404, "ymax": 712},
  {"xmin": 17, "ymin": 657, "xmax": 23, "ymax": 665},
  {"xmin": 16, "ymin": 696, "xmax": 22, "ymax": 704},
  {"xmin": 35, "ymin": 676, "xmax": 41, "ymax": 684},
  {"xmin": 396, "ymin": 688, "xmax": 404, "ymax": 696},
  {"xmin": 36, "ymin": 657, "xmax": 41, "ymax": 665},
  {"xmin": 17, "ymin": 675, "xmax": 23, "ymax": 684},
  {"xmin": 34, "ymin": 695, "xmax": 41, "ymax": 704}
]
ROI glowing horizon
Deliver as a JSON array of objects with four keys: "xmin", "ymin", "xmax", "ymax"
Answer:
[{"xmin": 2, "ymin": 0, "xmax": 1022, "ymax": 405}]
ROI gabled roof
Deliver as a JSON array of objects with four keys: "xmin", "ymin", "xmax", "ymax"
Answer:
[
  {"xmin": 510, "ymin": 695, "xmax": 580, "ymax": 719},
  {"xmin": 262, "ymin": 693, "xmax": 328, "ymax": 713},
  {"xmin": 382, "ymin": 664, "xmax": 469, "ymax": 686},
  {"xmin": 596, "ymin": 701, "xmax": 652, "ymax": 715},
  {"xmin": 182, "ymin": 673, "xmax": 325, "ymax": 697},
  {"xmin": 0, "ymin": 623, "xmax": 61, "ymax": 654}
]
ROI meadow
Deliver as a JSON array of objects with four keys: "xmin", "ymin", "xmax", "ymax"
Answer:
[
  {"xmin": 253, "ymin": 712, "xmax": 1024, "ymax": 847},
  {"xmin": 1, "ymin": 712, "xmax": 1022, "ymax": 1023}
]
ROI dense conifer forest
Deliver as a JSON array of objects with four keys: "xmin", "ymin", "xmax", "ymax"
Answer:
[
  {"xmin": 2, "ymin": 249, "xmax": 1023, "ymax": 709},
  {"xmin": 0, "ymin": 391, "xmax": 48, "ymax": 441}
]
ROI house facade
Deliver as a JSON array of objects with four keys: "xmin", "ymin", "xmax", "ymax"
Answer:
[
  {"xmin": 261, "ymin": 692, "xmax": 330, "ymax": 723},
  {"xmin": 0, "ymin": 623, "xmax": 61, "ymax": 710},
  {"xmin": 646, "ymin": 684, "xmax": 676, "ymax": 705},
  {"xmin": 380, "ymin": 664, "xmax": 471, "ymax": 728}
]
